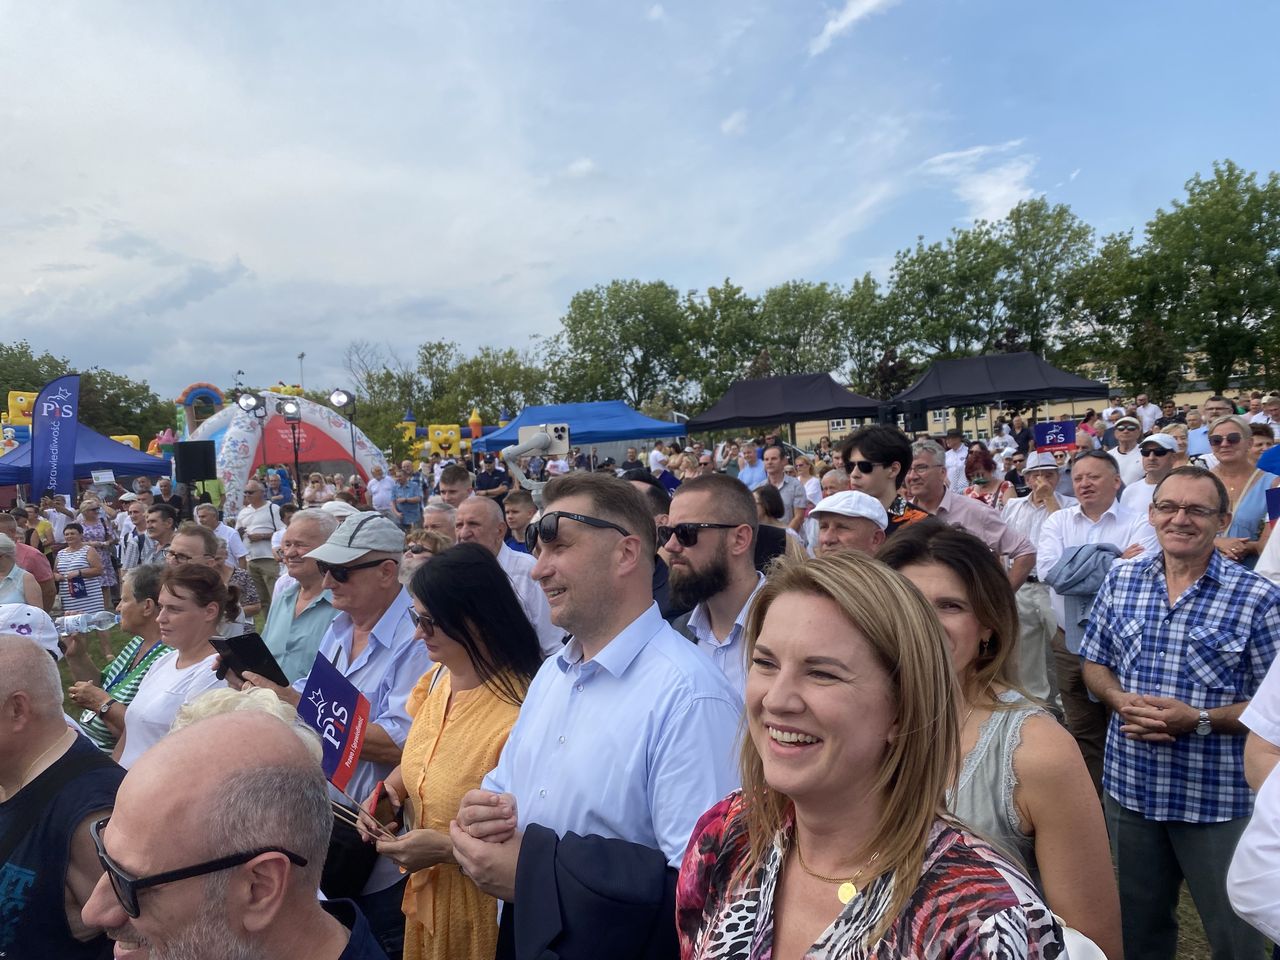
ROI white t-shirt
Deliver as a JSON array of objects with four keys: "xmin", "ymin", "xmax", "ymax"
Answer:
[
  {"xmin": 1107, "ymin": 446, "xmax": 1144, "ymax": 486},
  {"xmin": 1119, "ymin": 479, "xmax": 1158, "ymax": 514},
  {"xmin": 118, "ymin": 649, "xmax": 224, "ymax": 768},
  {"xmin": 236, "ymin": 502, "xmax": 283, "ymax": 561},
  {"xmin": 213, "ymin": 521, "xmax": 248, "ymax": 568},
  {"xmin": 1227, "ymin": 766, "xmax": 1280, "ymax": 942},
  {"xmin": 366, "ymin": 475, "xmax": 396, "ymax": 512},
  {"xmin": 648, "ymin": 449, "xmax": 667, "ymax": 471}
]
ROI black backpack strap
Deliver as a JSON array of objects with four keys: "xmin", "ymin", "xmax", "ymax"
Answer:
[{"xmin": 0, "ymin": 746, "xmax": 116, "ymax": 866}]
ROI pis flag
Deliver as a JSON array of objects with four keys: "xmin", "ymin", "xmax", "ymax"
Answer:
[
  {"xmin": 1034, "ymin": 420, "xmax": 1076, "ymax": 454},
  {"xmin": 297, "ymin": 654, "xmax": 370, "ymax": 793},
  {"xmin": 31, "ymin": 375, "xmax": 82, "ymax": 497}
]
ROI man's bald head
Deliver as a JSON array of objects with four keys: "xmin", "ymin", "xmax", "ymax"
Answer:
[
  {"xmin": 116, "ymin": 712, "xmax": 330, "ymax": 886},
  {"xmin": 0, "ymin": 635, "xmax": 62, "ymax": 720},
  {"xmin": 455, "ymin": 496, "xmax": 506, "ymax": 555}
]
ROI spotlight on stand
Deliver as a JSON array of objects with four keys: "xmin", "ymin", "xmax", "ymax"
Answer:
[
  {"xmin": 275, "ymin": 399, "xmax": 304, "ymax": 505},
  {"xmin": 328, "ymin": 389, "xmax": 359, "ymax": 467},
  {"xmin": 237, "ymin": 392, "xmax": 267, "ymax": 418},
  {"xmin": 278, "ymin": 399, "xmax": 302, "ymax": 424}
]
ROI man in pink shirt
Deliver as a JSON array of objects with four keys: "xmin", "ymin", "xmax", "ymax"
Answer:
[{"xmin": 0, "ymin": 512, "xmax": 55, "ymax": 610}]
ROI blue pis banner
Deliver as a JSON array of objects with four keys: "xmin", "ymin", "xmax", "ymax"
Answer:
[
  {"xmin": 297, "ymin": 653, "xmax": 370, "ymax": 793},
  {"xmin": 30, "ymin": 375, "xmax": 81, "ymax": 498},
  {"xmin": 1034, "ymin": 420, "xmax": 1077, "ymax": 454}
]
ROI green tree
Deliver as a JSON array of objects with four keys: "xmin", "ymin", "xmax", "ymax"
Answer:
[
  {"xmin": 999, "ymin": 198, "xmax": 1095, "ymax": 355},
  {"xmin": 1143, "ymin": 159, "xmax": 1280, "ymax": 393},
  {"xmin": 543, "ymin": 280, "xmax": 689, "ymax": 408},
  {"xmin": 433, "ymin": 347, "xmax": 547, "ymax": 425},
  {"xmin": 682, "ymin": 279, "xmax": 761, "ymax": 411},
  {"xmin": 752, "ymin": 280, "xmax": 852, "ymax": 377}
]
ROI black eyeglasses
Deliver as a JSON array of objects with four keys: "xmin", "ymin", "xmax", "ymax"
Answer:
[
  {"xmin": 314, "ymin": 557, "xmax": 394, "ymax": 583},
  {"xmin": 1140, "ymin": 448, "xmax": 1172, "ymax": 458},
  {"xmin": 657, "ymin": 522, "xmax": 739, "ymax": 548},
  {"xmin": 842, "ymin": 459, "xmax": 884, "ymax": 475},
  {"xmin": 407, "ymin": 608, "xmax": 436, "ymax": 635},
  {"xmin": 166, "ymin": 551, "xmax": 213, "ymax": 564},
  {"xmin": 524, "ymin": 511, "xmax": 631, "ymax": 552},
  {"xmin": 1209, "ymin": 433, "xmax": 1243, "ymax": 447},
  {"xmin": 1151, "ymin": 501, "xmax": 1220, "ymax": 520},
  {"xmin": 90, "ymin": 817, "xmax": 306, "ymax": 918}
]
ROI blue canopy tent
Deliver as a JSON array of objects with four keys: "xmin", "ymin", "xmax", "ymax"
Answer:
[
  {"xmin": 472, "ymin": 401, "xmax": 685, "ymax": 453},
  {"xmin": 0, "ymin": 426, "xmax": 170, "ymax": 485}
]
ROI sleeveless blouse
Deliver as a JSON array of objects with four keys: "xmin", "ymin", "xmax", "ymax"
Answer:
[
  {"xmin": 399, "ymin": 665, "xmax": 522, "ymax": 960},
  {"xmin": 948, "ymin": 690, "xmax": 1044, "ymax": 888},
  {"xmin": 55, "ymin": 546, "xmax": 104, "ymax": 614},
  {"xmin": 1225, "ymin": 469, "xmax": 1278, "ymax": 570}
]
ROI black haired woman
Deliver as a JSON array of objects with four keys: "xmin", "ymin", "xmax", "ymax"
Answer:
[{"xmin": 364, "ymin": 542, "xmax": 543, "ymax": 960}]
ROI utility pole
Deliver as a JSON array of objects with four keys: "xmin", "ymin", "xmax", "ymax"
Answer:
[{"xmin": 297, "ymin": 352, "xmax": 306, "ymax": 390}]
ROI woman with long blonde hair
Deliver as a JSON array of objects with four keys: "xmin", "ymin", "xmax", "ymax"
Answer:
[{"xmin": 676, "ymin": 552, "xmax": 1063, "ymax": 959}]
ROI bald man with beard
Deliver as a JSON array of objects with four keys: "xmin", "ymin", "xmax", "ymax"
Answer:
[
  {"xmin": 82, "ymin": 710, "xmax": 387, "ymax": 959},
  {"xmin": 455, "ymin": 497, "xmax": 560, "ymax": 655}
]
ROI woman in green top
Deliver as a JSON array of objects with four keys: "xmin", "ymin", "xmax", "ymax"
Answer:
[{"xmin": 65, "ymin": 564, "xmax": 172, "ymax": 752}]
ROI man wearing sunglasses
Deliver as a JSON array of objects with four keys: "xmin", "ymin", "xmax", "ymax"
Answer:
[
  {"xmin": 1106, "ymin": 416, "xmax": 1145, "ymax": 485},
  {"xmin": 666, "ymin": 475, "xmax": 764, "ymax": 691},
  {"xmin": 453, "ymin": 473, "xmax": 740, "ymax": 959},
  {"xmin": 1120, "ymin": 433, "xmax": 1178, "ymax": 514},
  {"xmin": 233, "ymin": 514, "xmax": 430, "ymax": 955},
  {"xmin": 838, "ymin": 425, "xmax": 930, "ymax": 540},
  {"xmin": 0, "ymin": 634, "xmax": 124, "ymax": 960},
  {"xmin": 83, "ymin": 710, "xmax": 388, "ymax": 959}
]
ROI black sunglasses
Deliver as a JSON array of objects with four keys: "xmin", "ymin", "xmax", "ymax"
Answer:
[
  {"xmin": 315, "ymin": 557, "xmax": 394, "ymax": 583},
  {"xmin": 1140, "ymin": 448, "xmax": 1172, "ymax": 457},
  {"xmin": 524, "ymin": 511, "xmax": 631, "ymax": 552},
  {"xmin": 657, "ymin": 522, "xmax": 739, "ymax": 548},
  {"xmin": 404, "ymin": 544, "xmax": 430, "ymax": 555},
  {"xmin": 90, "ymin": 817, "xmax": 306, "ymax": 918},
  {"xmin": 842, "ymin": 459, "xmax": 885, "ymax": 475},
  {"xmin": 1209, "ymin": 433, "xmax": 1243, "ymax": 447},
  {"xmin": 407, "ymin": 608, "xmax": 436, "ymax": 635}
]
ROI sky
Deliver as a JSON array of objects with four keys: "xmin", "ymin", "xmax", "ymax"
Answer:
[{"xmin": 3, "ymin": 0, "xmax": 1279, "ymax": 401}]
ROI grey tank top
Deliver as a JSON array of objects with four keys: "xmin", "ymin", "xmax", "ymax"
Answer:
[{"xmin": 947, "ymin": 689, "xmax": 1044, "ymax": 889}]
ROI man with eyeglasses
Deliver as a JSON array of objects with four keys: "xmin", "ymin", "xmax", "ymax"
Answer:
[
  {"xmin": 1081, "ymin": 466, "xmax": 1280, "ymax": 960},
  {"xmin": 1189, "ymin": 395, "xmax": 1235, "ymax": 457},
  {"xmin": 838, "ymin": 424, "xmax": 929, "ymax": 540},
  {"xmin": 455, "ymin": 497, "xmax": 560, "ymax": 655},
  {"xmin": 236, "ymin": 480, "xmax": 284, "ymax": 616},
  {"xmin": 232, "ymin": 514, "xmax": 429, "ymax": 956},
  {"xmin": 907, "ymin": 439, "xmax": 1036, "ymax": 589},
  {"xmin": 1106, "ymin": 416, "xmax": 1144, "ymax": 484},
  {"xmin": 260, "ymin": 509, "xmax": 338, "ymax": 683},
  {"xmin": 666, "ymin": 475, "xmax": 764, "ymax": 691},
  {"xmin": 0, "ymin": 633, "xmax": 123, "ymax": 960},
  {"xmin": 453, "ymin": 473, "xmax": 740, "ymax": 960},
  {"xmin": 1120, "ymin": 433, "xmax": 1178, "ymax": 514},
  {"xmin": 1039, "ymin": 450, "xmax": 1158, "ymax": 794},
  {"xmin": 83, "ymin": 710, "xmax": 387, "ymax": 959}
]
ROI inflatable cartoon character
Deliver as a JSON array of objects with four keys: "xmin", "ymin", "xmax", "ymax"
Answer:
[
  {"xmin": 111, "ymin": 435, "xmax": 141, "ymax": 450},
  {"xmin": 429, "ymin": 424, "xmax": 464, "ymax": 458},
  {"xmin": 1, "ymin": 426, "xmax": 16, "ymax": 453},
  {"xmin": 7, "ymin": 391, "xmax": 36, "ymax": 426}
]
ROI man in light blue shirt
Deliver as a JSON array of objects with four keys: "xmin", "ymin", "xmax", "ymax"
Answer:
[
  {"xmin": 260, "ymin": 509, "xmax": 337, "ymax": 682},
  {"xmin": 1189, "ymin": 395, "xmax": 1234, "ymax": 457},
  {"xmin": 452, "ymin": 473, "xmax": 741, "ymax": 953},
  {"xmin": 234, "ymin": 513, "xmax": 431, "ymax": 958},
  {"xmin": 736, "ymin": 443, "xmax": 766, "ymax": 490}
]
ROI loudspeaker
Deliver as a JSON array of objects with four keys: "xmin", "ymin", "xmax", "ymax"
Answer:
[
  {"xmin": 906, "ymin": 402, "xmax": 928, "ymax": 434},
  {"xmin": 173, "ymin": 441, "xmax": 217, "ymax": 483}
]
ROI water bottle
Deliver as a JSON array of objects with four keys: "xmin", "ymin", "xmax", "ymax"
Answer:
[{"xmin": 54, "ymin": 611, "xmax": 120, "ymax": 636}]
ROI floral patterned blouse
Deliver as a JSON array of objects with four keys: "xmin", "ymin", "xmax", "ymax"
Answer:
[{"xmin": 677, "ymin": 792, "xmax": 1064, "ymax": 960}]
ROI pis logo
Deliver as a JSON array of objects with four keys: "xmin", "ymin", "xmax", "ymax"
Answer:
[
  {"xmin": 307, "ymin": 689, "xmax": 349, "ymax": 752},
  {"xmin": 40, "ymin": 387, "xmax": 76, "ymax": 419}
]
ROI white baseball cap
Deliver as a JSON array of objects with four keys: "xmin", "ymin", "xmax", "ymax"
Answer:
[
  {"xmin": 305, "ymin": 513, "xmax": 405, "ymax": 565},
  {"xmin": 1139, "ymin": 433, "xmax": 1178, "ymax": 452},
  {"xmin": 809, "ymin": 491, "xmax": 889, "ymax": 531},
  {"xmin": 0, "ymin": 603, "xmax": 62, "ymax": 661}
]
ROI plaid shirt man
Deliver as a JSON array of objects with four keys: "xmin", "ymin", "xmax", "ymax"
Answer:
[{"xmin": 1081, "ymin": 550, "xmax": 1280, "ymax": 822}]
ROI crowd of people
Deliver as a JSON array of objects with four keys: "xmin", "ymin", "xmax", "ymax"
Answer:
[{"xmin": 3, "ymin": 386, "xmax": 1280, "ymax": 960}]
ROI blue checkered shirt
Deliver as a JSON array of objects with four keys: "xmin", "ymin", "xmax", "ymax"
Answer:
[{"xmin": 1081, "ymin": 551, "xmax": 1280, "ymax": 822}]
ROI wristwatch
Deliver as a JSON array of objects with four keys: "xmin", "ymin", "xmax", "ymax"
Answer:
[
  {"xmin": 97, "ymin": 697, "xmax": 116, "ymax": 716},
  {"xmin": 1195, "ymin": 710, "xmax": 1212, "ymax": 736}
]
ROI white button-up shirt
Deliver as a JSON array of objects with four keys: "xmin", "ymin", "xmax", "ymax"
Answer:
[
  {"xmin": 483, "ymin": 603, "xmax": 741, "ymax": 866},
  {"xmin": 1002, "ymin": 491, "xmax": 1078, "ymax": 553},
  {"xmin": 684, "ymin": 573, "xmax": 766, "ymax": 692},
  {"xmin": 497, "ymin": 543, "xmax": 561, "ymax": 656},
  {"xmin": 1037, "ymin": 501, "xmax": 1158, "ymax": 629}
]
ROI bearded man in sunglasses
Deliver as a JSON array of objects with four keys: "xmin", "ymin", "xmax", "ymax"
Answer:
[
  {"xmin": 83, "ymin": 710, "xmax": 387, "ymax": 959},
  {"xmin": 231, "ymin": 513, "xmax": 431, "ymax": 957},
  {"xmin": 453, "ymin": 473, "xmax": 740, "ymax": 960},
  {"xmin": 665, "ymin": 475, "xmax": 764, "ymax": 691},
  {"xmin": 0, "ymin": 634, "xmax": 123, "ymax": 960}
]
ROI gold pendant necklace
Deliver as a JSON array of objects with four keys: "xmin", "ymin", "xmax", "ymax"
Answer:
[{"xmin": 795, "ymin": 839, "xmax": 881, "ymax": 905}]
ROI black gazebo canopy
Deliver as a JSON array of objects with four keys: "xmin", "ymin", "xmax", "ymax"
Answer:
[
  {"xmin": 891, "ymin": 352, "xmax": 1108, "ymax": 409},
  {"xmin": 687, "ymin": 373, "xmax": 881, "ymax": 433}
]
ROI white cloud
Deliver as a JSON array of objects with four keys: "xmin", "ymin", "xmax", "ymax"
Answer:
[
  {"xmin": 809, "ymin": 0, "xmax": 902, "ymax": 57},
  {"xmin": 719, "ymin": 109, "xmax": 748, "ymax": 136},
  {"xmin": 1069, "ymin": 167, "xmax": 1081, "ymax": 181},
  {"xmin": 565, "ymin": 157, "xmax": 597, "ymax": 178},
  {"xmin": 646, "ymin": 4, "xmax": 666, "ymax": 21},
  {"xmin": 919, "ymin": 139, "xmax": 1039, "ymax": 221}
]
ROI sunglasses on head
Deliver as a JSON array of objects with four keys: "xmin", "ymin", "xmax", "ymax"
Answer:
[
  {"xmin": 843, "ymin": 459, "xmax": 884, "ymax": 475},
  {"xmin": 657, "ymin": 522, "xmax": 739, "ymax": 548},
  {"xmin": 315, "ymin": 557, "xmax": 393, "ymax": 583},
  {"xmin": 1209, "ymin": 433, "xmax": 1244, "ymax": 446},
  {"xmin": 524, "ymin": 511, "xmax": 631, "ymax": 552},
  {"xmin": 90, "ymin": 817, "xmax": 306, "ymax": 919}
]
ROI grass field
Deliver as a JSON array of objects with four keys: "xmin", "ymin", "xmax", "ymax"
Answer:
[{"xmin": 59, "ymin": 626, "xmax": 1223, "ymax": 959}]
